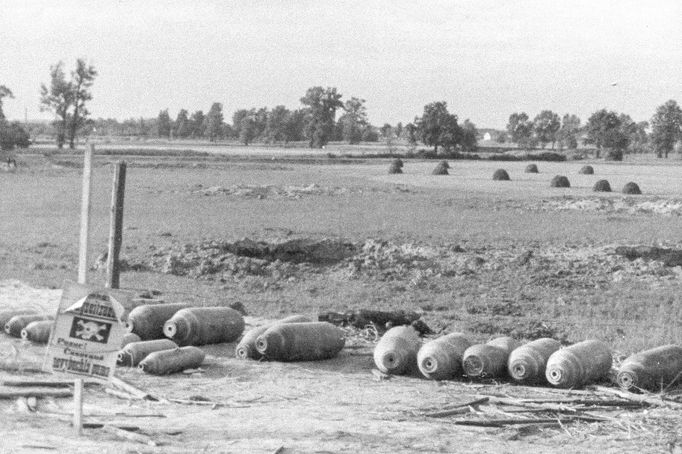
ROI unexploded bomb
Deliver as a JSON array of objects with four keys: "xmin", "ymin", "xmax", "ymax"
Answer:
[
  {"xmin": 373, "ymin": 325, "xmax": 421, "ymax": 375},
  {"xmin": 255, "ymin": 322, "xmax": 345, "ymax": 361}
]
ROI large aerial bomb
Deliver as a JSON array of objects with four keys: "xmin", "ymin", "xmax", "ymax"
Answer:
[
  {"xmin": 20, "ymin": 320, "xmax": 53, "ymax": 344},
  {"xmin": 373, "ymin": 325, "xmax": 421, "ymax": 375},
  {"xmin": 5, "ymin": 314, "xmax": 53, "ymax": 338},
  {"xmin": 236, "ymin": 315, "xmax": 311, "ymax": 360},
  {"xmin": 118, "ymin": 339, "xmax": 179, "ymax": 367},
  {"xmin": 616, "ymin": 344, "xmax": 682, "ymax": 392},
  {"xmin": 0, "ymin": 310, "xmax": 37, "ymax": 328},
  {"xmin": 545, "ymin": 339, "xmax": 612, "ymax": 388},
  {"xmin": 120, "ymin": 332, "xmax": 142, "ymax": 348},
  {"xmin": 125, "ymin": 303, "xmax": 189, "ymax": 340},
  {"xmin": 462, "ymin": 336, "xmax": 519, "ymax": 379},
  {"xmin": 138, "ymin": 346, "xmax": 205, "ymax": 375},
  {"xmin": 417, "ymin": 333, "xmax": 471, "ymax": 380},
  {"xmin": 163, "ymin": 307, "xmax": 245, "ymax": 346},
  {"xmin": 255, "ymin": 322, "xmax": 345, "ymax": 361},
  {"xmin": 507, "ymin": 338, "xmax": 562, "ymax": 383}
]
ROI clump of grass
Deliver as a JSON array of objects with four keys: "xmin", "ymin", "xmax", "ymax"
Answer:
[
  {"xmin": 593, "ymin": 179, "xmax": 612, "ymax": 192},
  {"xmin": 492, "ymin": 169, "xmax": 510, "ymax": 180},
  {"xmin": 524, "ymin": 163, "xmax": 539, "ymax": 173},
  {"xmin": 432, "ymin": 161, "xmax": 449, "ymax": 175},
  {"xmin": 388, "ymin": 158, "xmax": 403, "ymax": 174},
  {"xmin": 550, "ymin": 175, "xmax": 570, "ymax": 188},
  {"xmin": 579, "ymin": 165, "xmax": 594, "ymax": 175},
  {"xmin": 623, "ymin": 182, "xmax": 642, "ymax": 195}
]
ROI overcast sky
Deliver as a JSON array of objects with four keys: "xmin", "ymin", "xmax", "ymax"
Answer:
[{"xmin": 1, "ymin": 0, "xmax": 680, "ymax": 128}]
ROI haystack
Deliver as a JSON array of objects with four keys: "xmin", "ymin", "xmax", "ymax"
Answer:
[
  {"xmin": 622, "ymin": 182, "xmax": 641, "ymax": 195},
  {"xmin": 592, "ymin": 179, "xmax": 611, "ymax": 192},
  {"xmin": 550, "ymin": 175, "xmax": 570, "ymax": 188},
  {"xmin": 432, "ymin": 161, "xmax": 449, "ymax": 175},
  {"xmin": 524, "ymin": 164, "xmax": 539, "ymax": 173},
  {"xmin": 388, "ymin": 158, "xmax": 404, "ymax": 174},
  {"xmin": 579, "ymin": 165, "xmax": 594, "ymax": 175},
  {"xmin": 492, "ymin": 169, "xmax": 510, "ymax": 181}
]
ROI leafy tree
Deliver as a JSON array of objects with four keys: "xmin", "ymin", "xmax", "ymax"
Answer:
[
  {"xmin": 189, "ymin": 110, "xmax": 205, "ymax": 138},
  {"xmin": 157, "ymin": 109, "xmax": 172, "ymax": 138},
  {"xmin": 67, "ymin": 59, "xmax": 97, "ymax": 149},
  {"xmin": 460, "ymin": 119, "xmax": 478, "ymax": 152},
  {"xmin": 380, "ymin": 123, "xmax": 393, "ymax": 138},
  {"xmin": 283, "ymin": 109, "xmax": 308, "ymax": 144},
  {"xmin": 415, "ymin": 101, "xmax": 461, "ymax": 152},
  {"xmin": 650, "ymin": 100, "xmax": 682, "ymax": 158},
  {"xmin": 40, "ymin": 62, "xmax": 72, "ymax": 148},
  {"xmin": 533, "ymin": 110, "xmax": 561, "ymax": 148},
  {"xmin": 506, "ymin": 112, "xmax": 533, "ymax": 147},
  {"xmin": 205, "ymin": 103, "xmax": 224, "ymax": 141},
  {"xmin": 253, "ymin": 107, "xmax": 269, "ymax": 140},
  {"xmin": 231, "ymin": 109, "xmax": 252, "ymax": 140},
  {"xmin": 0, "ymin": 85, "xmax": 14, "ymax": 122},
  {"xmin": 559, "ymin": 114, "xmax": 581, "ymax": 149},
  {"xmin": 361, "ymin": 126, "xmax": 379, "ymax": 142},
  {"xmin": 339, "ymin": 97, "xmax": 368, "ymax": 144},
  {"xmin": 239, "ymin": 115, "xmax": 257, "ymax": 145},
  {"xmin": 395, "ymin": 122, "xmax": 403, "ymax": 139},
  {"xmin": 300, "ymin": 86, "xmax": 343, "ymax": 148},
  {"xmin": 404, "ymin": 123, "xmax": 418, "ymax": 145},
  {"xmin": 174, "ymin": 109, "xmax": 190, "ymax": 138},
  {"xmin": 264, "ymin": 105, "xmax": 291, "ymax": 144},
  {"xmin": 0, "ymin": 122, "xmax": 29, "ymax": 151},
  {"xmin": 585, "ymin": 109, "xmax": 629, "ymax": 159}
]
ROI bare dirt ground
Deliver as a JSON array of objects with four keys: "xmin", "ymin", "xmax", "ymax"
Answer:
[{"xmin": 1, "ymin": 153, "xmax": 681, "ymax": 453}]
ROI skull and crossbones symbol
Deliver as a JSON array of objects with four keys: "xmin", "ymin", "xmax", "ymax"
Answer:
[{"xmin": 75, "ymin": 320, "xmax": 107, "ymax": 341}]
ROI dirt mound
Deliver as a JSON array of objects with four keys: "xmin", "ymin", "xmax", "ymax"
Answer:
[
  {"xmin": 579, "ymin": 165, "xmax": 594, "ymax": 175},
  {"xmin": 524, "ymin": 163, "xmax": 538, "ymax": 173},
  {"xmin": 192, "ymin": 184, "xmax": 350, "ymax": 199},
  {"xmin": 593, "ymin": 179, "xmax": 611, "ymax": 192},
  {"xmin": 538, "ymin": 197, "xmax": 682, "ymax": 216},
  {"xmin": 623, "ymin": 182, "xmax": 642, "ymax": 195},
  {"xmin": 550, "ymin": 175, "xmax": 570, "ymax": 188},
  {"xmin": 492, "ymin": 169, "xmax": 510, "ymax": 180}
]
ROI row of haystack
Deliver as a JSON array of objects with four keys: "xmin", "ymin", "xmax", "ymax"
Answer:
[
  {"xmin": 388, "ymin": 159, "xmax": 643, "ymax": 194},
  {"xmin": 374, "ymin": 326, "xmax": 682, "ymax": 392}
]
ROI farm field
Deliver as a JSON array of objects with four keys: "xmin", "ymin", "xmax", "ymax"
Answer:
[{"xmin": 0, "ymin": 152, "xmax": 681, "ymax": 453}]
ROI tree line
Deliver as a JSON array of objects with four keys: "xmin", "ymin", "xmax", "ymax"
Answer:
[{"xmin": 1, "ymin": 58, "xmax": 681, "ymax": 159}]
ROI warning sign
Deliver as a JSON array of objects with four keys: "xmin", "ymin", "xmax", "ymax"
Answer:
[{"xmin": 44, "ymin": 281, "xmax": 128, "ymax": 382}]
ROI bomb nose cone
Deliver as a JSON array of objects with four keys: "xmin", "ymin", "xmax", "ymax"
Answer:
[
  {"xmin": 617, "ymin": 371, "xmax": 636, "ymax": 390},
  {"xmin": 463, "ymin": 356, "xmax": 484, "ymax": 377},
  {"xmin": 420, "ymin": 356, "xmax": 438, "ymax": 374},
  {"xmin": 511, "ymin": 363, "xmax": 527, "ymax": 379},
  {"xmin": 20, "ymin": 329, "xmax": 29, "ymax": 340}
]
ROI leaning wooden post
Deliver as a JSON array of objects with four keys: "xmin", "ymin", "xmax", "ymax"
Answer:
[
  {"xmin": 77, "ymin": 144, "xmax": 94, "ymax": 285},
  {"xmin": 105, "ymin": 161, "xmax": 127, "ymax": 288}
]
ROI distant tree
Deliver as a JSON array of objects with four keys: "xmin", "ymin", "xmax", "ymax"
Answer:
[
  {"xmin": 650, "ymin": 100, "xmax": 682, "ymax": 158},
  {"xmin": 283, "ymin": 109, "xmax": 308, "ymax": 144},
  {"xmin": 506, "ymin": 112, "xmax": 533, "ymax": 147},
  {"xmin": 460, "ymin": 119, "xmax": 478, "ymax": 152},
  {"xmin": 559, "ymin": 114, "xmax": 581, "ymax": 149},
  {"xmin": 416, "ymin": 101, "xmax": 461, "ymax": 152},
  {"xmin": 66, "ymin": 59, "xmax": 97, "ymax": 149},
  {"xmin": 264, "ymin": 105, "xmax": 290, "ymax": 144},
  {"xmin": 395, "ymin": 122, "xmax": 403, "ymax": 139},
  {"xmin": 0, "ymin": 122, "xmax": 29, "ymax": 150},
  {"xmin": 361, "ymin": 126, "xmax": 379, "ymax": 142},
  {"xmin": 174, "ymin": 109, "xmax": 190, "ymax": 138},
  {"xmin": 39, "ymin": 62, "xmax": 72, "ymax": 148},
  {"xmin": 253, "ymin": 107, "xmax": 268, "ymax": 141},
  {"xmin": 205, "ymin": 103, "xmax": 224, "ymax": 141},
  {"xmin": 496, "ymin": 132, "xmax": 508, "ymax": 143},
  {"xmin": 231, "ymin": 109, "xmax": 252, "ymax": 140},
  {"xmin": 0, "ymin": 85, "xmax": 14, "ymax": 122},
  {"xmin": 585, "ymin": 109, "xmax": 629, "ymax": 159},
  {"xmin": 239, "ymin": 115, "xmax": 257, "ymax": 145},
  {"xmin": 300, "ymin": 86, "xmax": 343, "ymax": 148},
  {"xmin": 628, "ymin": 121, "xmax": 649, "ymax": 153},
  {"xmin": 189, "ymin": 110, "xmax": 205, "ymax": 138},
  {"xmin": 404, "ymin": 123, "xmax": 418, "ymax": 145},
  {"xmin": 533, "ymin": 110, "xmax": 561, "ymax": 148},
  {"xmin": 338, "ymin": 97, "xmax": 368, "ymax": 144},
  {"xmin": 157, "ymin": 109, "xmax": 172, "ymax": 138},
  {"xmin": 380, "ymin": 123, "xmax": 392, "ymax": 138}
]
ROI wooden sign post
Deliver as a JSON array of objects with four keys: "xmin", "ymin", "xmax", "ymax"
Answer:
[{"xmin": 77, "ymin": 144, "xmax": 94, "ymax": 286}]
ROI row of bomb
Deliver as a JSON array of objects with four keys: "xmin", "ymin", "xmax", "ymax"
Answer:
[{"xmin": 374, "ymin": 326, "xmax": 682, "ymax": 392}]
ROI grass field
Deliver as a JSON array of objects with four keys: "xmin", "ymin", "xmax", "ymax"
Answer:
[{"xmin": 0, "ymin": 151, "xmax": 681, "ymax": 453}]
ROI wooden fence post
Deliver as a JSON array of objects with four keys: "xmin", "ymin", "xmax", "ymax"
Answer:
[
  {"xmin": 105, "ymin": 161, "xmax": 126, "ymax": 289},
  {"xmin": 77, "ymin": 144, "xmax": 94, "ymax": 285}
]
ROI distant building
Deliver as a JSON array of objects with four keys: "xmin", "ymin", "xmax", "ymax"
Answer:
[{"xmin": 483, "ymin": 132, "xmax": 492, "ymax": 141}]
